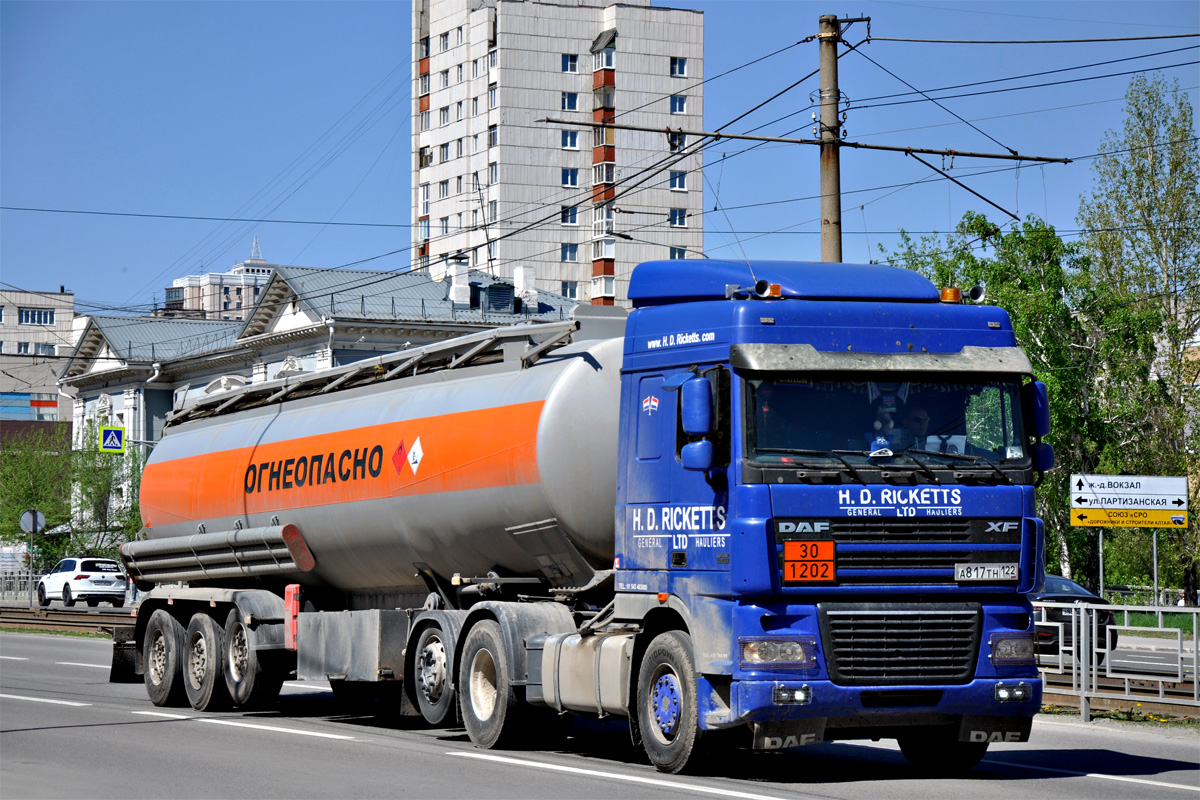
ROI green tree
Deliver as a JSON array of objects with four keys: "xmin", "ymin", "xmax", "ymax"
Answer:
[
  {"xmin": 73, "ymin": 419, "xmax": 142, "ymax": 560},
  {"xmin": 0, "ymin": 425, "xmax": 74, "ymax": 571},
  {"xmin": 1077, "ymin": 73, "xmax": 1199, "ymax": 604}
]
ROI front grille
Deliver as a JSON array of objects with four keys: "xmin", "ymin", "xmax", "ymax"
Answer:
[
  {"xmin": 820, "ymin": 603, "xmax": 981, "ymax": 685},
  {"xmin": 776, "ymin": 518, "xmax": 1022, "ymax": 586}
]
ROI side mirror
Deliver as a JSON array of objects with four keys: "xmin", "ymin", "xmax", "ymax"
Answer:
[
  {"xmin": 1031, "ymin": 442, "xmax": 1055, "ymax": 473},
  {"xmin": 681, "ymin": 440, "xmax": 713, "ymax": 471},
  {"xmin": 680, "ymin": 377, "xmax": 713, "ymax": 436},
  {"xmin": 1022, "ymin": 381, "xmax": 1051, "ymax": 439}
]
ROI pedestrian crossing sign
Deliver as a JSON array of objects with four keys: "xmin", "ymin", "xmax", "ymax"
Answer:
[{"xmin": 100, "ymin": 426, "xmax": 126, "ymax": 453}]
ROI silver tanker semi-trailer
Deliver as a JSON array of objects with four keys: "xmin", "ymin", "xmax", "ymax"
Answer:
[{"xmin": 119, "ymin": 260, "xmax": 1050, "ymax": 775}]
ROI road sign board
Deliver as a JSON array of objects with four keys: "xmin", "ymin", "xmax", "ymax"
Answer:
[
  {"xmin": 100, "ymin": 426, "xmax": 126, "ymax": 453},
  {"xmin": 19, "ymin": 509, "xmax": 45, "ymax": 534},
  {"xmin": 1069, "ymin": 474, "xmax": 1189, "ymax": 528}
]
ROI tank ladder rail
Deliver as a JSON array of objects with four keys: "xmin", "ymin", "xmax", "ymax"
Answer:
[{"xmin": 168, "ymin": 320, "xmax": 580, "ymax": 424}]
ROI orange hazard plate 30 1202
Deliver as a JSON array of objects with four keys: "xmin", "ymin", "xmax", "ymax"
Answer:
[{"xmin": 782, "ymin": 540, "xmax": 835, "ymax": 583}]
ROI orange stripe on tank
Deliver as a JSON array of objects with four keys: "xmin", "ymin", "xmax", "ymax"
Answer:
[{"xmin": 140, "ymin": 401, "xmax": 544, "ymax": 528}]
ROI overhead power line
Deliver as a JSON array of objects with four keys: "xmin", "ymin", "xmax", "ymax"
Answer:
[{"xmin": 870, "ymin": 33, "xmax": 1200, "ymax": 45}]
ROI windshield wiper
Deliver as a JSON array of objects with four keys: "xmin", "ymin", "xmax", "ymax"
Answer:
[
  {"xmin": 755, "ymin": 448, "xmax": 870, "ymax": 484},
  {"xmin": 905, "ymin": 448, "xmax": 1013, "ymax": 485},
  {"xmin": 833, "ymin": 449, "xmax": 941, "ymax": 484}
]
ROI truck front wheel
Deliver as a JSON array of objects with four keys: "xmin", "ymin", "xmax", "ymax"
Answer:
[
  {"xmin": 184, "ymin": 613, "xmax": 231, "ymax": 711},
  {"xmin": 144, "ymin": 609, "xmax": 187, "ymax": 707},
  {"xmin": 414, "ymin": 625, "xmax": 454, "ymax": 725},
  {"xmin": 637, "ymin": 631, "xmax": 703, "ymax": 774},
  {"xmin": 459, "ymin": 620, "xmax": 521, "ymax": 748},
  {"xmin": 223, "ymin": 609, "xmax": 282, "ymax": 709}
]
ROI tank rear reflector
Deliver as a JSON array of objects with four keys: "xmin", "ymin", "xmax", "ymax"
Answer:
[{"xmin": 141, "ymin": 401, "xmax": 544, "ymax": 526}]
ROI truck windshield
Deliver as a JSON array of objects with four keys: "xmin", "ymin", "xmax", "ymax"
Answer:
[{"xmin": 745, "ymin": 375, "xmax": 1030, "ymax": 469}]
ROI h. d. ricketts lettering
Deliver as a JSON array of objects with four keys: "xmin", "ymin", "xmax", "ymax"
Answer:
[{"xmin": 243, "ymin": 445, "xmax": 384, "ymax": 494}]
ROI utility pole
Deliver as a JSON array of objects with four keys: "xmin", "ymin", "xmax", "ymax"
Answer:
[{"xmin": 818, "ymin": 14, "xmax": 842, "ymax": 262}]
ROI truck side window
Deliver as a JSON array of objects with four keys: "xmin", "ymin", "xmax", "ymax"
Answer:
[{"xmin": 675, "ymin": 367, "xmax": 730, "ymax": 466}]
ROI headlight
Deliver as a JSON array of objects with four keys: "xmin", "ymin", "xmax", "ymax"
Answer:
[
  {"xmin": 989, "ymin": 633, "xmax": 1035, "ymax": 664},
  {"xmin": 740, "ymin": 637, "xmax": 817, "ymax": 669}
]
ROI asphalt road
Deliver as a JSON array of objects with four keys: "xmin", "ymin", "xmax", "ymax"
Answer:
[{"xmin": 2, "ymin": 632, "xmax": 1197, "ymax": 800}]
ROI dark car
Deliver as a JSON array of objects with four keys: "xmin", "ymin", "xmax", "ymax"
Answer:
[{"xmin": 1030, "ymin": 575, "xmax": 1117, "ymax": 664}]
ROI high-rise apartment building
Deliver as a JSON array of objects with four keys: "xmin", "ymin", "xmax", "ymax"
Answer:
[
  {"xmin": 161, "ymin": 239, "xmax": 276, "ymax": 321},
  {"xmin": 412, "ymin": 0, "xmax": 703, "ymax": 306}
]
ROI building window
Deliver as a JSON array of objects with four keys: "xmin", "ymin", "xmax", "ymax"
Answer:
[
  {"xmin": 457, "ymin": 64, "xmax": 463, "ymax": 83},
  {"xmin": 456, "ymin": 138, "xmax": 463, "ymax": 158},
  {"xmin": 488, "ymin": 125, "xmax": 498, "ymax": 147},
  {"xmin": 440, "ymin": 217, "xmax": 450, "ymax": 236},
  {"xmin": 592, "ymin": 203, "xmax": 614, "ymax": 237},
  {"xmin": 418, "ymin": 218, "xmax": 430, "ymax": 240},
  {"xmin": 440, "ymin": 106, "xmax": 450, "ymax": 126},
  {"xmin": 670, "ymin": 57, "xmax": 687, "ymax": 77},
  {"xmin": 419, "ymin": 37, "xmax": 430, "ymax": 58},
  {"xmin": 592, "ymin": 162, "xmax": 615, "ymax": 185},
  {"xmin": 440, "ymin": 69, "xmax": 450, "ymax": 89},
  {"xmin": 16, "ymin": 341, "xmax": 29, "ymax": 354},
  {"xmin": 593, "ymin": 126, "xmax": 614, "ymax": 147},
  {"xmin": 488, "ymin": 162, "xmax": 498, "ymax": 184},
  {"xmin": 456, "ymin": 212, "xmax": 463, "ymax": 230},
  {"xmin": 418, "ymin": 255, "xmax": 429, "ymax": 270},
  {"xmin": 488, "ymin": 200, "xmax": 497, "ymax": 222},
  {"xmin": 488, "ymin": 86, "xmax": 497, "ymax": 109},
  {"xmin": 592, "ymin": 239, "xmax": 615, "ymax": 260},
  {"xmin": 561, "ymin": 243, "xmax": 578, "ymax": 262},
  {"xmin": 668, "ymin": 131, "xmax": 686, "ymax": 152},
  {"xmin": 669, "ymin": 208, "xmax": 687, "ymax": 227},
  {"xmin": 593, "ymin": 87, "xmax": 615, "ymax": 111},
  {"xmin": 472, "ymin": 209, "xmax": 479, "ymax": 228},
  {"xmin": 439, "ymin": 32, "xmax": 450, "ymax": 52},
  {"xmin": 560, "ymin": 206, "xmax": 577, "ymax": 225},
  {"xmin": 592, "ymin": 275, "xmax": 615, "ymax": 298},
  {"xmin": 561, "ymin": 281, "xmax": 579, "ymax": 299},
  {"xmin": 561, "ymin": 92, "xmax": 578, "ymax": 111},
  {"xmin": 456, "ymin": 26, "xmax": 463, "ymax": 46},
  {"xmin": 472, "ymin": 171, "xmax": 480, "ymax": 190},
  {"xmin": 670, "ymin": 171, "xmax": 687, "ymax": 191},
  {"xmin": 488, "ymin": 49, "xmax": 497, "ymax": 70},
  {"xmin": 420, "ymin": 110, "xmax": 431, "ymax": 131},
  {"xmin": 456, "ymin": 176, "xmax": 463, "ymax": 194},
  {"xmin": 17, "ymin": 308, "xmax": 54, "ymax": 326},
  {"xmin": 439, "ymin": 143, "xmax": 450, "ymax": 162},
  {"xmin": 670, "ymin": 247, "xmax": 687, "ymax": 260},
  {"xmin": 472, "ymin": 97, "xmax": 479, "ymax": 115},
  {"xmin": 593, "ymin": 47, "xmax": 615, "ymax": 71},
  {"xmin": 420, "ymin": 183, "xmax": 430, "ymax": 214},
  {"xmin": 472, "ymin": 133, "xmax": 479, "ymax": 152},
  {"xmin": 670, "ymin": 95, "xmax": 687, "ymax": 114},
  {"xmin": 561, "ymin": 130, "xmax": 578, "ymax": 149},
  {"xmin": 456, "ymin": 101, "xmax": 463, "ymax": 120},
  {"xmin": 473, "ymin": 58, "xmax": 480, "ymax": 78},
  {"xmin": 562, "ymin": 53, "xmax": 578, "ymax": 73},
  {"xmin": 562, "ymin": 168, "xmax": 579, "ymax": 187},
  {"xmin": 419, "ymin": 73, "xmax": 430, "ymax": 95},
  {"xmin": 439, "ymin": 180, "xmax": 450, "ymax": 199}
]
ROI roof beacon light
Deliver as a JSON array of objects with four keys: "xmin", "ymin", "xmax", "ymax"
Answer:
[{"xmin": 940, "ymin": 287, "xmax": 962, "ymax": 303}]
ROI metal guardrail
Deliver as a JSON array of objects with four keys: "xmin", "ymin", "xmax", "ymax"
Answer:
[
  {"xmin": 0, "ymin": 573, "xmax": 44, "ymax": 604},
  {"xmin": 1035, "ymin": 601, "xmax": 1198, "ymax": 720}
]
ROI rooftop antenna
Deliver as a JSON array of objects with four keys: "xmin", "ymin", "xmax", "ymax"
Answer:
[{"xmin": 250, "ymin": 235, "xmax": 263, "ymax": 262}]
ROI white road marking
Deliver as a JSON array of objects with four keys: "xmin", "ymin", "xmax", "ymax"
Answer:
[
  {"xmin": 130, "ymin": 710, "xmax": 354, "ymax": 740},
  {"xmin": 449, "ymin": 752, "xmax": 788, "ymax": 800},
  {"xmin": 987, "ymin": 759, "xmax": 1200, "ymax": 792},
  {"xmin": 0, "ymin": 693, "xmax": 91, "ymax": 707},
  {"xmin": 0, "ymin": 656, "xmax": 29, "ymax": 660},
  {"xmin": 56, "ymin": 662, "xmax": 109, "ymax": 669}
]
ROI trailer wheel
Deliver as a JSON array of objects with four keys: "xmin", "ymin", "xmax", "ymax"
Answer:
[
  {"xmin": 414, "ymin": 625, "xmax": 454, "ymax": 725},
  {"xmin": 459, "ymin": 620, "xmax": 522, "ymax": 749},
  {"xmin": 898, "ymin": 736, "xmax": 989, "ymax": 773},
  {"xmin": 184, "ymin": 613, "xmax": 231, "ymax": 711},
  {"xmin": 223, "ymin": 609, "xmax": 282, "ymax": 709},
  {"xmin": 636, "ymin": 631, "xmax": 703, "ymax": 774},
  {"xmin": 144, "ymin": 609, "xmax": 187, "ymax": 707}
]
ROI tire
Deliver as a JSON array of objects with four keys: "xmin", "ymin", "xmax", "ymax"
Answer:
[
  {"xmin": 184, "ymin": 613, "xmax": 231, "ymax": 711},
  {"xmin": 87, "ymin": 599, "xmax": 99, "ymax": 607},
  {"xmin": 899, "ymin": 736, "xmax": 989, "ymax": 773},
  {"xmin": 222, "ymin": 609, "xmax": 282, "ymax": 709},
  {"xmin": 636, "ymin": 631, "xmax": 703, "ymax": 774},
  {"xmin": 459, "ymin": 620, "xmax": 523, "ymax": 749},
  {"xmin": 112, "ymin": 598, "xmax": 125, "ymax": 609},
  {"xmin": 413, "ymin": 625, "xmax": 455, "ymax": 725},
  {"xmin": 62, "ymin": 585, "xmax": 75, "ymax": 608},
  {"xmin": 36, "ymin": 584, "xmax": 49, "ymax": 608},
  {"xmin": 143, "ymin": 609, "xmax": 187, "ymax": 707}
]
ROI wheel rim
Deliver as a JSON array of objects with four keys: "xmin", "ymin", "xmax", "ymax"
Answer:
[
  {"xmin": 62, "ymin": 586, "xmax": 71, "ymax": 604},
  {"xmin": 418, "ymin": 633, "xmax": 447, "ymax": 704},
  {"xmin": 227, "ymin": 623, "xmax": 249, "ymax": 683},
  {"xmin": 650, "ymin": 667, "xmax": 682, "ymax": 741},
  {"xmin": 468, "ymin": 648, "xmax": 498, "ymax": 721},
  {"xmin": 187, "ymin": 632, "xmax": 207, "ymax": 690},
  {"xmin": 148, "ymin": 630, "xmax": 168, "ymax": 687}
]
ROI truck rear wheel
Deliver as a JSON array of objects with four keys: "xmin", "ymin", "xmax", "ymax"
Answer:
[
  {"xmin": 223, "ymin": 609, "xmax": 282, "ymax": 709},
  {"xmin": 637, "ymin": 631, "xmax": 703, "ymax": 774},
  {"xmin": 459, "ymin": 620, "xmax": 522, "ymax": 748},
  {"xmin": 144, "ymin": 609, "xmax": 187, "ymax": 707},
  {"xmin": 184, "ymin": 613, "xmax": 231, "ymax": 711},
  {"xmin": 414, "ymin": 624, "xmax": 454, "ymax": 725},
  {"xmin": 899, "ymin": 736, "xmax": 989, "ymax": 773}
]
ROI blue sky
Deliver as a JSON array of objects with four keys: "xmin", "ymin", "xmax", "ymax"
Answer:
[{"xmin": 1, "ymin": 1, "xmax": 1196, "ymax": 314}]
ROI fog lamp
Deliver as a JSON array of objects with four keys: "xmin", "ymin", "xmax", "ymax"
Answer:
[
  {"xmin": 994, "ymin": 682, "xmax": 1031, "ymax": 703},
  {"xmin": 772, "ymin": 684, "xmax": 812, "ymax": 705}
]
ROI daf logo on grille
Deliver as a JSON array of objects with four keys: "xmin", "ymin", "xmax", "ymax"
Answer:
[
  {"xmin": 985, "ymin": 521, "xmax": 1020, "ymax": 533},
  {"xmin": 777, "ymin": 521, "xmax": 831, "ymax": 533}
]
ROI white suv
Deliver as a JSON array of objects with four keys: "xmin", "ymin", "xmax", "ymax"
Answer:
[{"xmin": 38, "ymin": 557, "xmax": 127, "ymax": 608}]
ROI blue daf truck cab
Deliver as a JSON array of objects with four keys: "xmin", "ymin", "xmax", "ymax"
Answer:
[{"xmin": 612, "ymin": 259, "xmax": 1051, "ymax": 772}]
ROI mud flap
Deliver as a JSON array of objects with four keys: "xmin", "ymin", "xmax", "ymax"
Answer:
[
  {"xmin": 958, "ymin": 715, "xmax": 1033, "ymax": 743},
  {"xmin": 109, "ymin": 626, "xmax": 140, "ymax": 683},
  {"xmin": 751, "ymin": 719, "xmax": 827, "ymax": 750}
]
